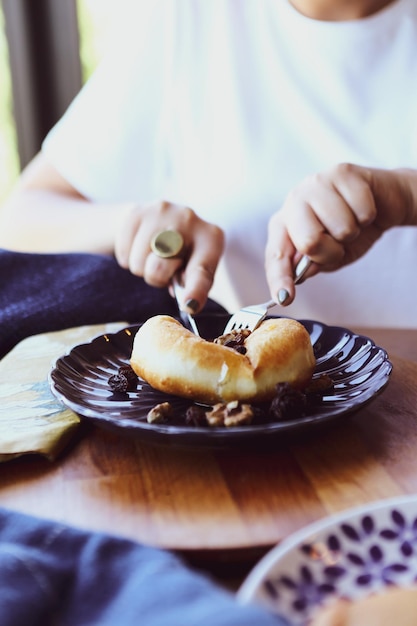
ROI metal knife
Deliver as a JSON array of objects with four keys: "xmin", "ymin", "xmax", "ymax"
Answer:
[{"xmin": 172, "ymin": 274, "xmax": 200, "ymax": 336}]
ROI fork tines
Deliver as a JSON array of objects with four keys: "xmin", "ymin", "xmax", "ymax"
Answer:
[
  {"xmin": 223, "ymin": 255, "xmax": 312, "ymax": 336},
  {"xmin": 223, "ymin": 300, "xmax": 277, "ymax": 335}
]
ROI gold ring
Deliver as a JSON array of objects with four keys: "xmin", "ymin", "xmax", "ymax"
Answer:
[{"xmin": 150, "ymin": 230, "xmax": 184, "ymax": 259}]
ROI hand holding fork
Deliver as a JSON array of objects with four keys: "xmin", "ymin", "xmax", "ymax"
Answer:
[{"xmin": 223, "ymin": 255, "xmax": 312, "ymax": 335}]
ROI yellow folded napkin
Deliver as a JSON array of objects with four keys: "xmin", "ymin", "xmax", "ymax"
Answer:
[{"xmin": 0, "ymin": 323, "xmax": 126, "ymax": 461}]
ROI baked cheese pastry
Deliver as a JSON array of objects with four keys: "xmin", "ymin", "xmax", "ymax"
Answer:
[{"xmin": 130, "ymin": 315, "xmax": 315, "ymax": 404}]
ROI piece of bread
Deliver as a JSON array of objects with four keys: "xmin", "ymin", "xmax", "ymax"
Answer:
[
  {"xmin": 130, "ymin": 315, "xmax": 315, "ymax": 404},
  {"xmin": 310, "ymin": 586, "xmax": 417, "ymax": 626}
]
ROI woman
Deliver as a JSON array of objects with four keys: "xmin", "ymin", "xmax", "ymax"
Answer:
[{"xmin": 1, "ymin": 0, "xmax": 416, "ymax": 327}]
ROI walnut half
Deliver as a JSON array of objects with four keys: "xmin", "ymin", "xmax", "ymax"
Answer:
[
  {"xmin": 147, "ymin": 402, "xmax": 174, "ymax": 424},
  {"xmin": 206, "ymin": 400, "xmax": 254, "ymax": 427}
]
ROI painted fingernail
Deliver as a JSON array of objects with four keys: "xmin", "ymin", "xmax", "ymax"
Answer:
[
  {"xmin": 184, "ymin": 299, "xmax": 199, "ymax": 314},
  {"xmin": 278, "ymin": 289, "xmax": 290, "ymax": 305}
]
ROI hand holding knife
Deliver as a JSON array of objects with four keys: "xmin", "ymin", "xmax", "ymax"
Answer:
[
  {"xmin": 172, "ymin": 256, "xmax": 311, "ymax": 337},
  {"xmin": 150, "ymin": 229, "xmax": 312, "ymax": 335},
  {"xmin": 150, "ymin": 229, "xmax": 201, "ymax": 336}
]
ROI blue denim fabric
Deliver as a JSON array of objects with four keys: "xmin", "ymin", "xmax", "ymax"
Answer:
[
  {"xmin": 0, "ymin": 508, "xmax": 289, "ymax": 626},
  {"xmin": 0, "ymin": 249, "xmax": 227, "ymax": 359}
]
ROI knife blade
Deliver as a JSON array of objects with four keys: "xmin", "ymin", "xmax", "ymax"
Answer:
[{"xmin": 172, "ymin": 274, "xmax": 200, "ymax": 336}]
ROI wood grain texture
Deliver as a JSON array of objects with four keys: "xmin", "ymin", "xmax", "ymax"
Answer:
[
  {"xmin": 0, "ymin": 321, "xmax": 415, "ymax": 601},
  {"xmin": 1, "ymin": 338, "xmax": 417, "ymax": 562}
]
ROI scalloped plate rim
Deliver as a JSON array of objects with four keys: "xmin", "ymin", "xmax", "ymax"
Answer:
[{"xmin": 48, "ymin": 315, "xmax": 393, "ymax": 445}]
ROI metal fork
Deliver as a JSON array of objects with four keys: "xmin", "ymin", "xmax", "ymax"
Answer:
[{"xmin": 222, "ymin": 255, "xmax": 312, "ymax": 334}]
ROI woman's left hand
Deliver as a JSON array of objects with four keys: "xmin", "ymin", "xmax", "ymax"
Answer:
[{"xmin": 265, "ymin": 163, "xmax": 417, "ymax": 305}]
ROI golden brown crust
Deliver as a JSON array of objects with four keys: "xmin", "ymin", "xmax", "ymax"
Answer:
[{"xmin": 130, "ymin": 315, "xmax": 315, "ymax": 404}]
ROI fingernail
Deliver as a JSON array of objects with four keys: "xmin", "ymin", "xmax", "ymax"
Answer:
[
  {"xmin": 278, "ymin": 289, "xmax": 290, "ymax": 305},
  {"xmin": 184, "ymin": 299, "xmax": 199, "ymax": 314}
]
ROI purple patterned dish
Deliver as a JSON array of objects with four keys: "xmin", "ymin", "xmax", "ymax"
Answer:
[
  {"xmin": 49, "ymin": 313, "xmax": 392, "ymax": 448},
  {"xmin": 238, "ymin": 495, "xmax": 417, "ymax": 625}
]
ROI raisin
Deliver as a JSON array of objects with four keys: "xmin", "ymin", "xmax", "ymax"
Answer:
[
  {"xmin": 269, "ymin": 382, "xmax": 307, "ymax": 421},
  {"xmin": 185, "ymin": 405, "xmax": 207, "ymax": 426},
  {"xmin": 223, "ymin": 339, "xmax": 246, "ymax": 353},
  {"xmin": 118, "ymin": 365, "xmax": 138, "ymax": 390},
  {"xmin": 108, "ymin": 373, "xmax": 129, "ymax": 393},
  {"xmin": 214, "ymin": 329, "xmax": 251, "ymax": 354},
  {"xmin": 305, "ymin": 374, "xmax": 334, "ymax": 394}
]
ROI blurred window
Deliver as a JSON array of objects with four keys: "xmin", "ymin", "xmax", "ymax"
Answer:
[
  {"xmin": 0, "ymin": 6, "xmax": 19, "ymax": 205},
  {"xmin": 77, "ymin": 0, "xmax": 117, "ymax": 80},
  {"xmin": 0, "ymin": 0, "xmax": 117, "ymax": 205}
]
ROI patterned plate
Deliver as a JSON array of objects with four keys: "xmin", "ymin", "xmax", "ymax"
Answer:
[
  {"xmin": 238, "ymin": 494, "xmax": 417, "ymax": 625},
  {"xmin": 49, "ymin": 313, "xmax": 392, "ymax": 448}
]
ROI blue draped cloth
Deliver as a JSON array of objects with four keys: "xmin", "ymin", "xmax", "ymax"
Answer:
[
  {"xmin": 0, "ymin": 249, "xmax": 226, "ymax": 360},
  {"xmin": 0, "ymin": 507, "xmax": 288, "ymax": 626}
]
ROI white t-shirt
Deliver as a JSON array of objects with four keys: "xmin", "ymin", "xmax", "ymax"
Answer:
[{"xmin": 43, "ymin": 0, "xmax": 417, "ymax": 328}]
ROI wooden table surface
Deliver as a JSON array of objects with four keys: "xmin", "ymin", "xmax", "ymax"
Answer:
[{"xmin": 1, "ymin": 325, "xmax": 417, "ymax": 583}]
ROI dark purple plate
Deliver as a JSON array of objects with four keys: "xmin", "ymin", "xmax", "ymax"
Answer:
[{"xmin": 49, "ymin": 314, "xmax": 392, "ymax": 448}]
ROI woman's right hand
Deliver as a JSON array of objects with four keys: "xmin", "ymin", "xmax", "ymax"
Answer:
[{"xmin": 115, "ymin": 200, "xmax": 225, "ymax": 314}]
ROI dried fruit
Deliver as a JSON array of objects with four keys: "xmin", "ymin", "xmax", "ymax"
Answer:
[
  {"xmin": 269, "ymin": 382, "xmax": 307, "ymax": 421},
  {"xmin": 108, "ymin": 373, "xmax": 130, "ymax": 393},
  {"xmin": 213, "ymin": 329, "xmax": 251, "ymax": 354},
  {"xmin": 118, "ymin": 365, "xmax": 139, "ymax": 390},
  {"xmin": 185, "ymin": 405, "xmax": 207, "ymax": 426},
  {"xmin": 305, "ymin": 374, "xmax": 334, "ymax": 394},
  {"xmin": 108, "ymin": 365, "xmax": 138, "ymax": 393}
]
